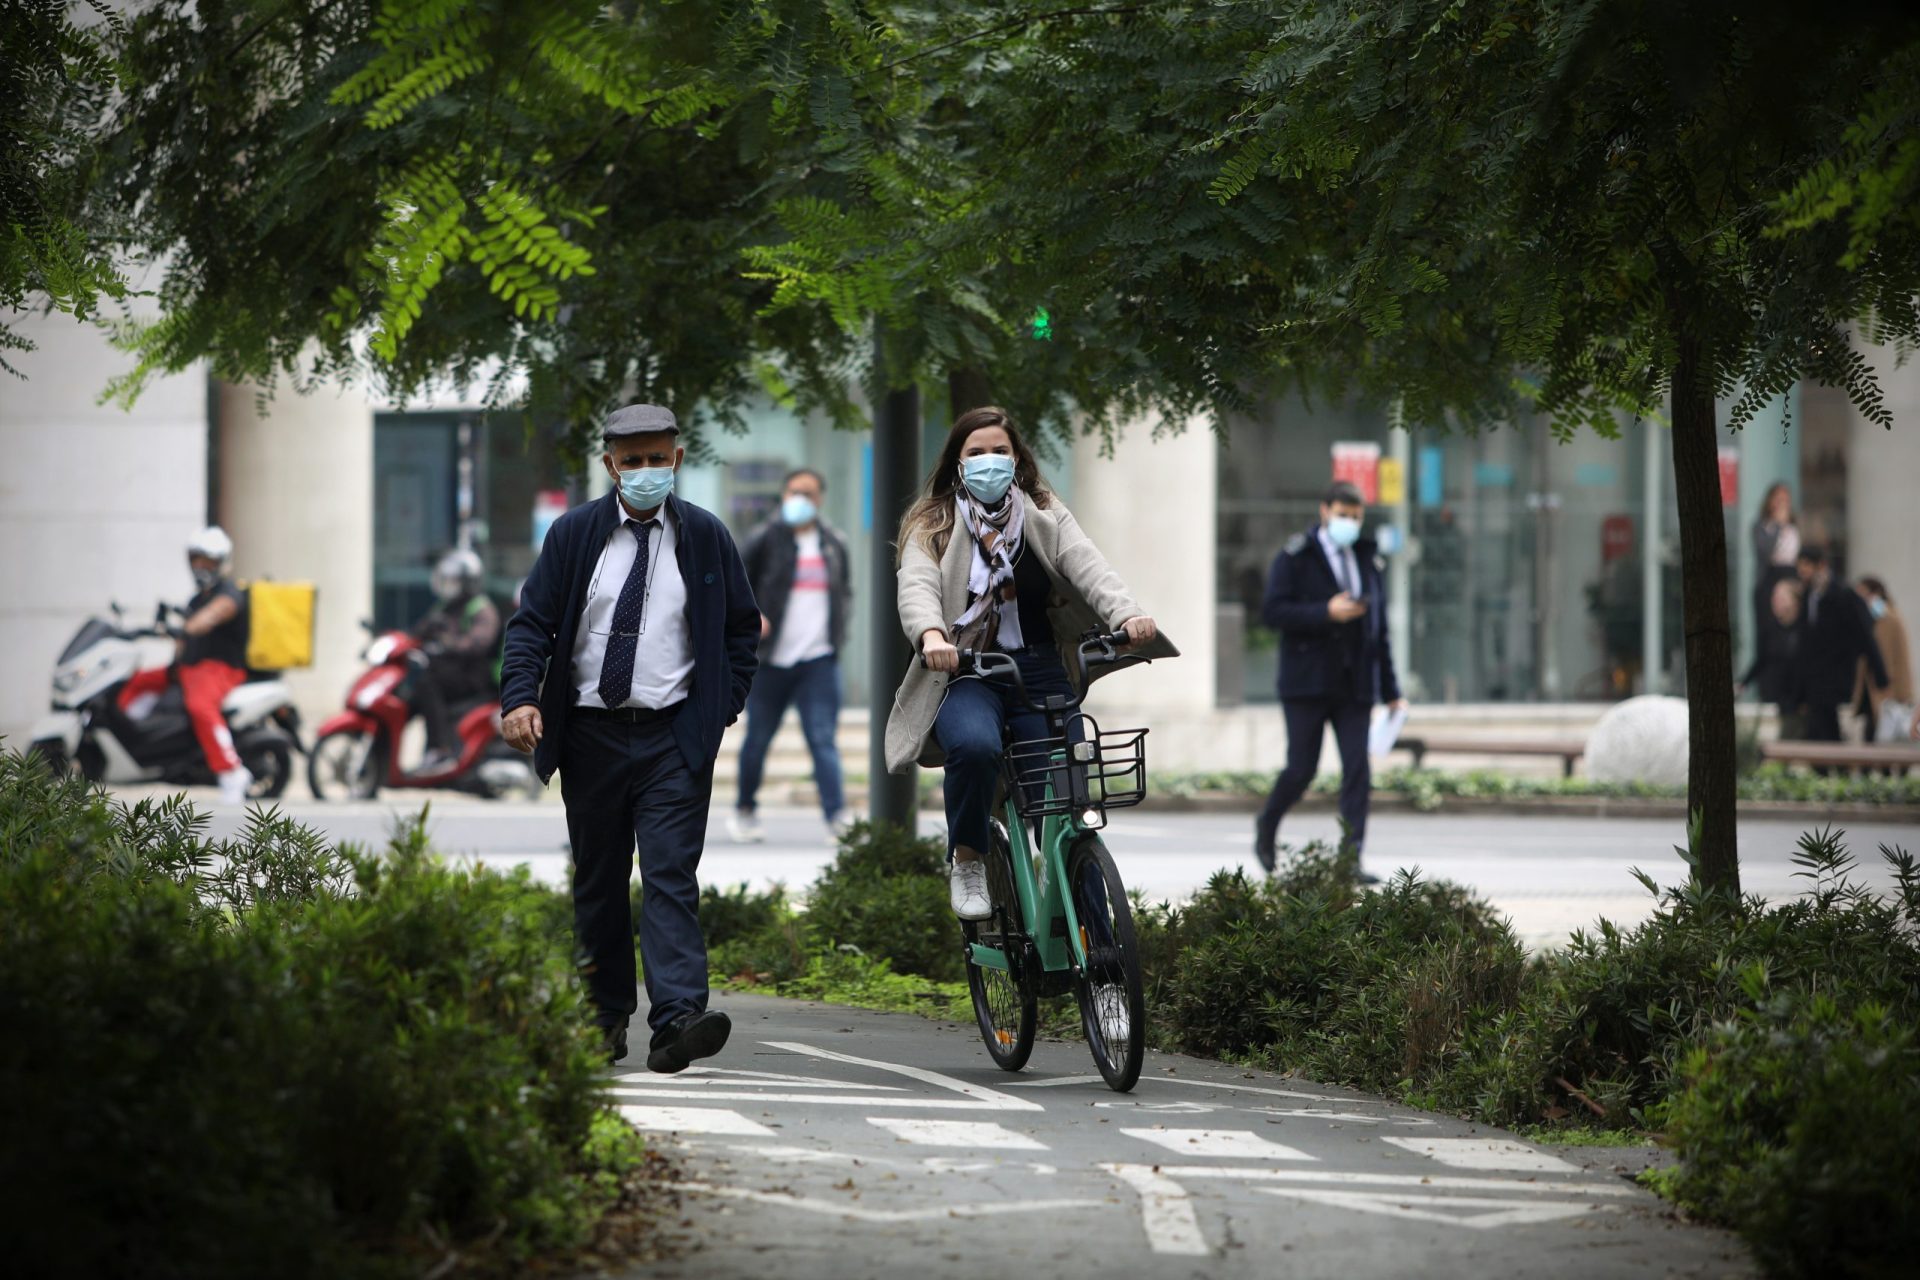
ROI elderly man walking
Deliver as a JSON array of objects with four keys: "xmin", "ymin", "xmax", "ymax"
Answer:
[{"xmin": 500, "ymin": 404, "xmax": 760, "ymax": 1069}]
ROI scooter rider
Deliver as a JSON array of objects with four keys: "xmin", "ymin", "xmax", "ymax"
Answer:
[
  {"xmin": 412, "ymin": 548, "xmax": 502, "ymax": 772},
  {"xmin": 118, "ymin": 526, "xmax": 254, "ymax": 803}
]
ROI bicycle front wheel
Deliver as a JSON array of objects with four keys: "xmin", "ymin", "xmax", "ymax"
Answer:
[
  {"xmin": 964, "ymin": 819, "xmax": 1037, "ymax": 1071},
  {"xmin": 1068, "ymin": 837, "xmax": 1145, "ymax": 1092}
]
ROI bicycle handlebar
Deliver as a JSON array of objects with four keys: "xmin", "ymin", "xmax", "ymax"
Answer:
[{"xmin": 921, "ymin": 629, "xmax": 1138, "ymax": 715}]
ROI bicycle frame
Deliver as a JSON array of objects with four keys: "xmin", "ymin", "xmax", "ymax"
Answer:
[{"xmin": 967, "ymin": 778, "xmax": 1093, "ymax": 979}]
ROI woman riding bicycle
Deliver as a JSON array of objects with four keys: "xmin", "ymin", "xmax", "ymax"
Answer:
[{"xmin": 882, "ymin": 406, "xmax": 1178, "ymax": 920}]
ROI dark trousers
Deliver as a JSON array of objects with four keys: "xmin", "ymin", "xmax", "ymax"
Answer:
[
  {"xmin": 415, "ymin": 659, "xmax": 493, "ymax": 754},
  {"xmin": 1804, "ymin": 702, "xmax": 1843, "ymax": 776},
  {"xmin": 735, "ymin": 653, "xmax": 844, "ymax": 818},
  {"xmin": 560, "ymin": 714, "xmax": 712, "ymax": 1036},
  {"xmin": 1259, "ymin": 697, "xmax": 1373, "ymax": 853},
  {"xmin": 934, "ymin": 647, "xmax": 1074, "ymax": 857}
]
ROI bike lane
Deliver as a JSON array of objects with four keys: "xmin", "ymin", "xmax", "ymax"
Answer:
[{"xmin": 615, "ymin": 991, "xmax": 1751, "ymax": 1280}]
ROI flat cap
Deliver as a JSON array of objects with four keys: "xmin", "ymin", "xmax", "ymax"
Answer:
[{"xmin": 601, "ymin": 403, "xmax": 679, "ymax": 438}]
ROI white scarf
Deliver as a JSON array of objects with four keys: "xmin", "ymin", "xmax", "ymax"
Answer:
[{"xmin": 950, "ymin": 492, "xmax": 1026, "ymax": 651}]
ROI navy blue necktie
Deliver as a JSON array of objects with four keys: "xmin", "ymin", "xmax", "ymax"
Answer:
[{"xmin": 597, "ymin": 519, "xmax": 655, "ymax": 708}]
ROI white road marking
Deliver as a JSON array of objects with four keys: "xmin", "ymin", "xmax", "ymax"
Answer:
[
  {"xmin": 764, "ymin": 1041, "xmax": 1043, "ymax": 1112},
  {"xmin": 1006, "ymin": 1074, "xmax": 1109, "ymax": 1088},
  {"xmin": 619, "ymin": 1105, "xmax": 775, "ymax": 1136},
  {"xmin": 1121, "ymin": 1128, "xmax": 1315, "ymax": 1160},
  {"xmin": 1260, "ymin": 1189, "xmax": 1612, "ymax": 1230},
  {"xmin": 1380, "ymin": 1137, "xmax": 1580, "ymax": 1173},
  {"xmin": 1124, "ymin": 1164, "xmax": 1635, "ymax": 1197},
  {"xmin": 1093, "ymin": 1100, "xmax": 1219, "ymax": 1114},
  {"xmin": 607, "ymin": 1086, "xmax": 1036, "ymax": 1110},
  {"xmin": 613, "ymin": 1065, "xmax": 901, "ymax": 1088},
  {"xmin": 680, "ymin": 1182, "xmax": 1102, "ymax": 1223},
  {"xmin": 611, "ymin": 1076, "xmax": 907, "ymax": 1091},
  {"xmin": 868, "ymin": 1118, "xmax": 1049, "ymax": 1149},
  {"xmin": 1244, "ymin": 1106, "xmax": 1435, "ymax": 1126},
  {"xmin": 1102, "ymin": 1164, "xmax": 1210, "ymax": 1256}
]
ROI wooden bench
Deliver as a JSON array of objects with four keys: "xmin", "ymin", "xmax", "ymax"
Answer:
[
  {"xmin": 1395, "ymin": 735, "xmax": 1588, "ymax": 777},
  {"xmin": 1759, "ymin": 739, "xmax": 1920, "ymax": 775}
]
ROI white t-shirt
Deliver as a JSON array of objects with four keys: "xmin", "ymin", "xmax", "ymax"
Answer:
[{"xmin": 770, "ymin": 528, "xmax": 834, "ymax": 668}]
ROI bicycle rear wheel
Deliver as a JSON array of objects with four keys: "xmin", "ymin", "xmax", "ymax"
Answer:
[
  {"xmin": 1068, "ymin": 837, "xmax": 1145, "ymax": 1092},
  {"xmin": 964, "ymin": 819, "xmax": 1037, "ymax": 1071}
]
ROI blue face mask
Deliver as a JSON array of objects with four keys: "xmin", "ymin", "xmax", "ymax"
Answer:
[
  {"xmin": 960, "ymin": 454, "xmax": 1017, "ymax": 505},
  {"xmin": 616, "ymin": 464, "xmax": 675, "ymax": 510},
  {"xmin": 781, "ymin": 495, "xmax": 818, "ymax": 527},
  {"xmin": 1869, "ymin": 597, "xmax": 1888, "ymax": 621},
  {"xmin": 1326, "ymin": 515, "xmax": 1363, "ymax": 548}
]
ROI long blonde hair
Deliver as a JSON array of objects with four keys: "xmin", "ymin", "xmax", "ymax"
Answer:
[{"xmin": 896, "ymin": 406, "xmax": 1052, "ymax": 564}]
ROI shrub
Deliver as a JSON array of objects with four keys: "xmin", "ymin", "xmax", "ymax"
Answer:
[
  {"xmin": 0, "ymin": 749, "xmax": 642, "ymax": 1278},
  {"xmin": 803, "ymin": 820, "xmax": 963, "ymax": 982},
  {"xmin": 701, "ymin": 882, "xmax": 810, "ymax": 984}
]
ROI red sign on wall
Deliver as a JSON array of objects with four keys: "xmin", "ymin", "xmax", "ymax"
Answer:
[
  {"xmin": 1602, "ymin": 514, "xmax": 1634, "ymax": 564},
  {"xmin": 1717, "ymin": 447, "xmax": 1739, "ymax": 508},
  {"xmin": 1331, "ymin": 441, "xmax": 1382, "ymax": 504}
]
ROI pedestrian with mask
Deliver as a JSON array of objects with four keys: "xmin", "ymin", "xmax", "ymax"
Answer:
[
  {"xmin": 1255, "ymin": 481, "xmax": 1407, "ymax": 881},
  {"xmin": 1792, "ymin": 545, "xmax": 1887, "ymax": 748},
  {"xmin": 500, "ymin": 404, "xmax": 761, "ymax": 1069},
  {"xmin": 1852, "ymin": 577, "xmax": 1913, "ymax": 745},
  {"xmin": 730, "ymin": 468, "xmax": 854, "ymax": 842}
]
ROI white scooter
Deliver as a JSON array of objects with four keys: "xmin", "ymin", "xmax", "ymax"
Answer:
[{"xmin": 27, "ymin": 603, "xmax": 302, "ymax": 799}]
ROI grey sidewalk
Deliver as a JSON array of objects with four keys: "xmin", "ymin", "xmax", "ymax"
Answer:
[{"xmin": 620, "ymin": 992, "xmax": 1750, "ymax": 1280}]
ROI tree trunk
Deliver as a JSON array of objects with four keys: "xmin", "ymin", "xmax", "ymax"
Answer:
[
  {"xmin": 1668, "ymin": 330, "xmax": 1741, "ymax": 898},
  {"xmin": 947, "ymin": 366, "xmax": 994, "ymax": 419},
  {"xmin": 869, "ymin": 328, "xmax": 923, "ymax": 830}
]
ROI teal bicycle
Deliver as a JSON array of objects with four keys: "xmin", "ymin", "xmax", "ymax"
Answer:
[{"xmin": 948, "ymin": 630, "xmax": 1151, "ymax": 1092}]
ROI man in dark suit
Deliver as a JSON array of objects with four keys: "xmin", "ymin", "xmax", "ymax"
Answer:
[
  {"xmin": 1792, "ymin": 545, "xmax": 1886, "ymax": 746},
  {"xmin": 1255, "ymin": 481, "xmax": 1406, "ymax": 879},
  {"xmin": 500, "ymin": 404, "xmax": 760, "ymax": 1070}
]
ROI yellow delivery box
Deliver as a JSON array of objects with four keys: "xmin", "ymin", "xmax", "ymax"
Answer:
[{"xmin": 245, "ymin": 580, "xmax": 317, "ymax": 670}]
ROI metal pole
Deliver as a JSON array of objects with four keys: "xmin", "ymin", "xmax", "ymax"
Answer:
[
  {"xmin": 869, "ymin": 334, "xmax": 922, "ymax": 829},
  {"xmin": 1643, "ymin": 417, "xmax": 1663, "ymax": 694},
  {"xmin": 1387, "ymin": 417, "xmax": 1412, "ymax": 692}
]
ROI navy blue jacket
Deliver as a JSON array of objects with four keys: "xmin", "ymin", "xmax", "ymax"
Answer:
[
  {"xmin": 500, "ymin": 491, "xmax": 761, "ymax": 783},
  {"xmin": 1261, "ymin": 527, "xmax": 1402, "ymax": 705}
]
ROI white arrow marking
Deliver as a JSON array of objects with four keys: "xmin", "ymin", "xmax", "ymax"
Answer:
[
  {"xmin": 869, "ymin": 1118, "xmax": 1050, "ymax": 1149},
  {"xmin": 1259, "ymin": 1188, "xmax": 1611, "ymax": 1230},
  {"xmin": 1380, "ymin": 1137, "xmax": 1580, "ymax": 1173},
  {"xmin": 679, "ymin": 1182, "xmax": 1102, "ymax": 1223},
  {"xmin": 763, "ymin": 1041, "xmax": 1043, "ymax": 1112},
  {"xmin": 1101, "ymin": 1163, "xmax": 1210, "ymax": 1256}
]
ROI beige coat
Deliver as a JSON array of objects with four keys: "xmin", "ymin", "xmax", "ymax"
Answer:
[
  {"xmin": 883, "ymin": 492, "xmax": 1179, "ymax": 774},
  {"xmin": 1854, "ymin": 606, "xmax": 1914, "ymax": 716}
]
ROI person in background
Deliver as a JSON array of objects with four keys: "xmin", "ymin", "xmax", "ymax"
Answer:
[
  {"xmin": 1852, "ymin": 578, "xmax": 1913, "ymax": 744},
  {"xmin": 118, "ymin": 526, "xmax": 254, "ymax": 803},
  {"xmin": 1792, "ymin": 545, "xmax": 1887, "ymax": 747},
  {"xmin": 1739, "ymin": 577, "xmax": 1807, "ymax": 737},
  {"xmin": 1256, "ymin": 481, "xmax": 1407, "ymax": 883},
  {"xmin": 730, "ymin": 468, "xmax": 854, "ymax": 843},
  {"xmin": 1748, "ymin": 483, "xmax": 1803, "ymax": 716},
  {"xmin": 411, "ymin": 547, "xmax": 502, "ymax": 772}
]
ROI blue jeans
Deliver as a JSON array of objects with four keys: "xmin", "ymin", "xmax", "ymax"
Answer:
[
  {"xmin": 735, "ymin": 654, "xmax": 845, "ymax": 818},
  {"xmin": 933, "ymin": 647, "xmax": 1075, "ymax": 857}
]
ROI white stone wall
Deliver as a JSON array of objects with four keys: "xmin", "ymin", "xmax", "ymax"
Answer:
[
  {"xmin": 1848, "ymin": 343, "xmax": 1920, "ymax": 628},
  {"xmin": 217, "ymin": 380, "xmax": 374, "ymax": 733},
  {"xmin": 0, "ymin": 312, "xmax": 207, "ymax": 742}
]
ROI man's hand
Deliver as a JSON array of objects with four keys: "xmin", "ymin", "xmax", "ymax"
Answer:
[
  {"xmin": 921, "ymin": 629, "xmax": 959, "ymax": 673},
  {"xmin": 1388, "ymin": 698, "xmax": 1409, "ymax": 715},
  {"xmin": 502, "ymin": 704, "xmax": 543, "ymax": 754},
  {"xmin": 1328, "ymin": 592, "xmax": 1368, "ymax": 623},
  {"xmin": 1119, "ymin": 616, "xmax": 1157, "ymax": 646},
  {"xmin": 761, "ymin": 614, "xmax": 773, "ymax": 638}
]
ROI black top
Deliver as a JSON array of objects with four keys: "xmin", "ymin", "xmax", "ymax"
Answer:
[
  {"xmin": 1008, "ymin": 543, "xmax": 1054, "ymax": 648},
  {"xmin": 182, "ymin": 579, "xmax": 249, "ymax": 670}
]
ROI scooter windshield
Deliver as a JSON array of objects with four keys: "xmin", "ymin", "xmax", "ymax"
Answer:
[{"xmin": 57, "ymin": 618, "xmax": 118, "ymax": 665}]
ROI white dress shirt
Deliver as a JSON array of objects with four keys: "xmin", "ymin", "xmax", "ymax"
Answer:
[
  {"xmin": 1317, "ymin": 525, "xmax": 1363, "ymax": 599},
  {"xmin": 571, "ymin": 503, "xmax": 693, "ymax": 709}
]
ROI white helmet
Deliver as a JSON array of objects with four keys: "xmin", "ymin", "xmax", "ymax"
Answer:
[
  {"xmin": 432, "ymin": 548, "xmax": 484, "ymax": 600},
  {"xmin": 187, "ymin": 525, "xmax": 233, "ymax": 564}
]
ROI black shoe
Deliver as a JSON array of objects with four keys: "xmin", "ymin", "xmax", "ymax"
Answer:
[
  {"xmin": 1355, "ymin": 869, "xmax": 1381, "ymax": 886},
  {"xmin": 599, "ymin": 1021, "xmax": 629, "ymax": 1065},
  {"xmin": 1253, "ymin": 813, "xmax": 1278, "ymax": 875},
  {"xmin": 647, "ymin": 1009, "xmax": 732, "ymax": 1075}
]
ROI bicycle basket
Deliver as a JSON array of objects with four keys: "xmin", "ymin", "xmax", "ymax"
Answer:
[{"xmin": 1002, "ymin": 712, "xmax": 1148, "ymax": 822}]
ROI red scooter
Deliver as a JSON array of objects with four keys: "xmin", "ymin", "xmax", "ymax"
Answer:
[{"xmin": 307, "ymin": 627, "xmax": 540, "ymax": 800}]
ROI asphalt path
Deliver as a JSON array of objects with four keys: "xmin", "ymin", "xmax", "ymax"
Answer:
[
  {"xmin": 618, "ymin": 992, "xmax": 1749, "ymax": 1279},
  {"xmin": 161, "ymin": 789, "xmax": 1918, "ymax": 949}
]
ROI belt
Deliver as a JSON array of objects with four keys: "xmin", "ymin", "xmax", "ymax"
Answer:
[{"xmin": 571, "ymin": 699, "xmax": 685, "ymax": 725}]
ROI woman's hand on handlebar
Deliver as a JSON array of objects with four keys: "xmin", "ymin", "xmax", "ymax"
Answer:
[
  {"xmin": 1119, "ymin": 616, "xmax": 1157, "ymax": 647},
  {"xmin": 921, "ymin": 629, "xmax": 960, "ymax": 672}
]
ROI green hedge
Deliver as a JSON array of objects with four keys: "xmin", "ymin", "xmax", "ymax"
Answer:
[{"xmin": 0, "ymin": 751, "xmax": 645, "ymax": 1279}]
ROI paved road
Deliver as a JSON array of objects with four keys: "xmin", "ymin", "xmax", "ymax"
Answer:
[
  {"xmin": 158, "ymin": 788, "xmax": 1916, "ymax": 949},
  {"xmin": 619, "ymin": 992, "xmax": 1749, "ymax": 1279}
]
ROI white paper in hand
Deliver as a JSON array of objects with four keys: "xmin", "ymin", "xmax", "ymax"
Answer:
[{"xmin": 1369, "ymin": 704, "xmax": 1410, "ymax": 757}]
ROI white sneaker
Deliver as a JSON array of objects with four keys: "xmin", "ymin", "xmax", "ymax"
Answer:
[
  {"xmin": 217, "ymin": 766, "xmax": 254, "ymax": 805},
  {"xmin": 950, "ymin": 859, "xmax": 992, "ymax": 920},
  {"xmin": 728, "ymin": 810, "xmax": 764, "ymax": 844},
  {"xmin": 826, "ymin": 810, "xmax": 855, "ymax": 842}
]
